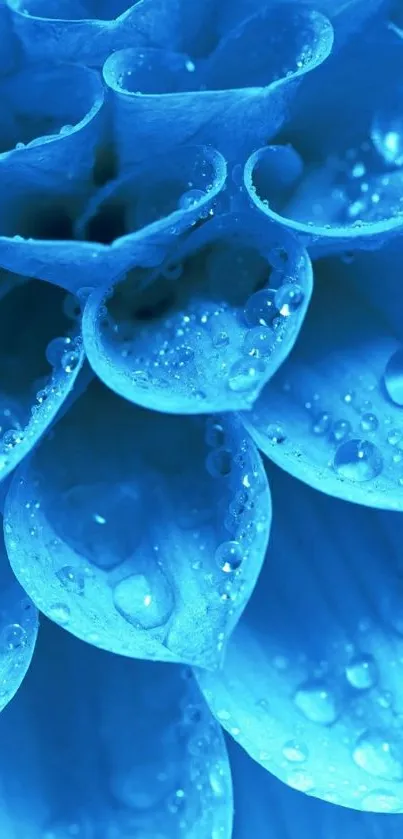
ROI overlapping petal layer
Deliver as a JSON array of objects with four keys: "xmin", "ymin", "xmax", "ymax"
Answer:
[
  {"xmin": 198, "ymin": 463, "xmax": 403, "ymax": 812},
  {"xmin": 245, "ymin": 243, "xmax": 403, "ymax": 509},
  {"xmin": 82, "ymin": 213, "xmax": 312, "ymax": 413},
  {"xmin": 0, "ymin": 618, "xmax": 232, "ymax": 838},
  {"xmin": 4, "ymin": 380, "xmax": 270, "ymax": 667}
]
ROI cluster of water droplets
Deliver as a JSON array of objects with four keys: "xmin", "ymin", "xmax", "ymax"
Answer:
[{"xmin": 95, "ymin": 241, "xmax": 304, "ymax": 408}]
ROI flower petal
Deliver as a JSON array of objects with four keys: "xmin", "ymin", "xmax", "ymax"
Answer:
[
  {"xmin": 6, "ymin": 0, "xmax": 186, "ymax": 66},
  {"xmin": 103, "ymin": 6, "xmax": 333, "ymax": 165},
  {"xmin": 244, "ymin": 20, "xmax": 403, "ymax": 254},
  {"xmin": 0, "ymin": 272, "xmax": 84, "ymax": 483},
  {"xmin": 230, "ymin": 738, "xmax": 403, "ymax": 834},
  {"xmin": 0, "ymin": 145, "xmax": 225, "ymax": 292},
  {"xmin": 198, "ymin": 463, "xmax": 403, "ymax": 812},
  {"xmin": 4, "ymin": 381, "xmax": 270, "ymax": 668},
  {"xmin": 0, "ymin": 520, "xmax": 37, "ymax": 713},
  {"xmin": 0, "ymin": 618, "xmax": 233, "ymax": 837},
  {"xmin": 0, "ymin": 4, "xmax": 20, "ymax": 76},
  {"xmin": 82, "ymin": 213, "xmax": 312, "ymax": 414},
  {"xmin": 244, "ymin": 247, "xmax": 403, "ymax": 509}
]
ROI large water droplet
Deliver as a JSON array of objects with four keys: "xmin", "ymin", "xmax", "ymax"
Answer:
[
  {"xmin": 333, "ymin": 439, "xmax": 383, "ymax": 482},
  {"xmin": 215, "ymin": 541, "xmax": 243, "ymax": 573},
  {"xmin": 282, "ymin": 740, "xmax": 308, "ymax": 763},
  {"xmin": 243, "ymin": 289, "xmax": 278, "ymax": 327},
  {"xmin": 384, "ymin": 348, "xmax": 403, "ymax": 406},
  {"xmin": 56, "ymin": 566, "xmax": 85, "ymax": 595},
  {"xmin": 361, "ymin": 789, "xmax": 401, "ymax": 813},
  {"xmin": 0, "ymin": 623, "xmax": 27, "ymax": 652},
  {"xmin": 345, "ymin": 653, "xmax": 378, "ymax": 690},
  {"xmin": 113, "ymin": 572, "xmax": 174, "ymax": 629},
  {"xmin": 274, "ymin": 283, "xmax": 304, "ymax": 316},
  {"xmin": 294, "ymin": 680, "xmax": 338, "ymax": 725},
  {"xmin": 242, "ymin": 327, "xmax": 273, "ymax": 357},
  {"xmin": 353, "ymin": 730, "xmax": 403, "ymax": 781}
]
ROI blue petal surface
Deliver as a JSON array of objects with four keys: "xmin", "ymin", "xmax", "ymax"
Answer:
[
  {"xmin": 230, "ymin": 739, "xmax": 403, "ymax": 835},
  {"xmin": 0, "ymin": 3, "xmax": 20, "ymax": 76},
  {"xmin": 0, "ymin": 145, "xmax": 225, "ymax": 291},
  {"xmin": 244, "ymin": 247, "xmax": 403, "ymax": 509},
  {"xmin": 4, "ymin": 380, "xmax": 270, "ymax": 667},
  {"xmin": 0, "ymin": 518, "xmax": 37, "ymax": 713},
  {"xmin": 82, "ymin": 213, "xmax": 312, "ymax": 414},
  {"xmin": 103, "ymin": 5, "xmax": 333, "ymax": 165},
  {"xmin": 6, "ymin": 0, "xmax": 188, "ymax": 66},
  {"xmin": 0, "ymin": 272, "xmax": 84, "ymax": 483},
  {"xmin": 198, "ymin": 463, "xmax": 403, "ymax": 812},
  {"xmin": 0, "ymin": 618, "xmax": 233, "ymax": 838}
]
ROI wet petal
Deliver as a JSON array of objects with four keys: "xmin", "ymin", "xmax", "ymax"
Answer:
[
  {"xmin": 4, "ymin": 380, "xmax": 270, "ymax": 668},
  {"xmin": 0, "ymin": 272, "xmax": 84, "ymax": 483},
  {"xmin": 231, "ymin": 739, "xmax": 403, "ymax": 835},
  {"xmin": 0, "ymin": 520, "xmax": 37, "ymax": 713},
  {"xmin": 244, "ymin": 247, "xmax": 403, "ymax": 509},
  {"xmin": 0, "ymin": 618, "xmax": 233, "ymax": 837},
  {"xmin": 244, "ymin": 21, "xmax": 403, "ymax": 253},
  {"xmin": 198, "ymin": 464, "xmax": 403, "ymax": 812},
  {"xmin": 0, "ymin": 145, "xmax": 224, "ymax": 292},
  {"xmin": 103, "ymin": 6, "xmax": 333, "ymax": 165},
  {"xmin": 0, "ymin": 4, "xmax": 20, "ymax": 76},
  {"xmin": 82, "ymin": 213, "xmax": 312, "ymax": 414},
  {"xmin": 0, "ymin": 62, "xmax": 104, "ymax": 189},
  {"xmin": 6, "ymin": 0, "xmax": 186, "ymax": 66}
]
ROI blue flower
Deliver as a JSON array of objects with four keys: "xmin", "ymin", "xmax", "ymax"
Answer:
[{"xmin": 0, "ymin": 0, "xmax": 403, "ymax": 834}]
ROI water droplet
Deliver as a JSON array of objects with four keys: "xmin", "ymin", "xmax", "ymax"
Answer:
[
  {"xmin": 178, "ymin": 189, "xmax": 205, "ymax": 210},
  {"xmin": 113, "ymin": 572, "xmax": 174, "ymax": 629},
  {"xmin": 46, "ymin": 336, "xmax": 71, "ymax": 367},
  {"xmin": 333, "ymin": 439, "xmax": 383, "ymax": 482},
  {"xmin": 294, "ymin": 680, "xmax": 338, "ymax": 725},
  {"xmin": 265, "ymin": 423, "xmax": 287, "ymax": 444},
  {"xmin": 360, "ymin": 412, "xmax": 379, "ymax": 432},
  {"xmin": 282, "ymin": 740, "xmax": 308, "ymax": 763},
  {"xmin": 372, "ymin": 107, "xmax": 403, "ymax": 167},
  {"xmin": 345, "ymin": 654, "xmax": 378, "ymax": 690},
  {"xmin": 227, "ymin": 358, "xmax": 266, "ymax": 393},
  {"xmin": 0, "ymin": 407, "xmax": 21, "ymax": 437},
  {"xmin": 312, "ymin": 411, "xmax": 332, "ymax": 436},
  {"xmin": 2, "ymin": 429, "xmax": 24, "ymax": 450},
  {"xmin": 56, "ymin": 566, "xmax": 85, "ymax": 595},
  {"xmin": 215, "ymin": 541, "xmax": 243, "ymax": 573},
  {"xmin": 384, "ymin": 348, "xmax": 403, "ymax": 406},
  {"xmin": 61, "ymin": 349, "xmax": 80, "ymax": 374},
  {"xmin": 213, "ymin": 331, "xmax": 230, "ymax": 348},
  {"xmin": 243, "ymin": 289, "xmax": 278, "ymax": 327},
  {"xmin": 274, "ymin": 283, "xmax": 304, "ymax": 316},
  {"xmin": 48, "ymin": 603, "xmax": 71, "ymax": 625},
  {"xmin": 205, "ymin": 419, "xmax": 225, "ymax": 449},
  {"xmin": 242, "ymin": 327, "xmax": 273, "ymax": 357},
  {"xmin": 353, "ymin": 730, "xmax": 403, "ymax": 781},
  {"xmin": 0, "ymin": 623, "xmax": 27, "ymax": 651}
]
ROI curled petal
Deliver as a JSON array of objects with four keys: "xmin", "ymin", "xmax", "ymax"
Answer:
[
  {"xmin": 103, "ymin": 6, "xmax": 333, "ymax": 165},
  {"xmin": 82, "ymin": 213, "xmax": 312, "ymax": 414},
  {"xmin": 6, "ymin": 0, "xmax": 186, "ymax": 66},
  {"xmin": 4, "ymin": 381, "xmax": 270, "ymax": 668},
  {"xmin": 0, "ymin": 62, "xmax": 104, "ymax": 189},
  {"xmin": 244, "ymin": 247, "xmax": 403, "ymax": 509},
  {"xmin": 0, "ymin": 522, "xmax": 37, "ymax": 712},
  {"xmin": 0, "ymin": 619, "xmax": 233, "ymax": 837},
  {"xmin": 0, "ymin": 145, "xmax": 225, "ymax": 292},
  {"xmin": 231, "ymin": 739, "xmax": 403, "ymax": 835},
  {"xmin": 198, "ymin": 465, "xmax": 403, "ymax": 812},
  {"xmin": 0, "ymin": 273, "xmax": 84, "ymax": 483}
]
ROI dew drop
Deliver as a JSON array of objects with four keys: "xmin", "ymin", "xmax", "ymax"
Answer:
[
  {"xmin": 178, "ymin": 189, "xmax": 205, "ymax": 210},
  {"xmin": 274, "ymin": 283, "xmax": 304, "ymax": 316},
  {"xmin": 227, "ymin": 358, "xmax": 266, "ymax": 393},
  {"xmin": 243, "ymin": 289, "xmax": 278, "ymax": 327},
  {"xmin": 282, "ymin": 740, "xmax": 309, "ymax": 763},
  {"xmin": 215, "ymin": 541, "xmax": 243, "ymax": 573},
  {"xmin": 48, "ymin": 603, "xmax": 71, "ymax": 625},
  {"xmin": 312, "ymin": 411, "xmax": 332, "ymax": 436},
  {"xmin": 242, "ymin": 327, "xmax": 273, "ymax": 357},
  {"xmin": 345, "ymin": 654, "xmax": 378, "ymax": 690},
  {"xmin": 294, "ymin": 680, "xmax": 338, "ymax": 725},
  {"xmin": 333, "ymin": 439, "xmax": 383, "ymax": 482},
  {"xmin": 205, "ymin": 420, "xmax": 225, "ymax": 449},
  {"xmin": 113, "ymin": 572, "xmax": 174, "ymax": 630},
  {"xmin": 206, "ymin": 447, "xmax": 232, "ymax": 477},
  {"xmin": 384, "ymin": 348, "xmax": 403, "ymax": 406},
  {"xmin": 265, "ymin": 423, "xmax": 287, "ymax": 444},
  {"xmin": 360, "ymin": 412, "xmax": 379, "ymax": 432},
  {"xmin": 353, "ymin": 730, "xmax": 403, "ymax": 781},
  {"xmin": 56, "ymin": 566, "xmax": 85, "ymax": 595},
  {"xmin": 61, "ymin": 349, "xmax": 80, "ymax": 374},
  {"xmin": 361, "ymin": 790, "xmax": 401, "ymax": 813},
  {"xmin": 0, "ymin": 623, "xmax": 27, "ymax": 651},
  {"xmin": 286, "ymin": 770, "xmax": 315, "ymax": 793},
  {"xmin": 46, "ymin": 336, "xmax": 71, "ymax": 367}
]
